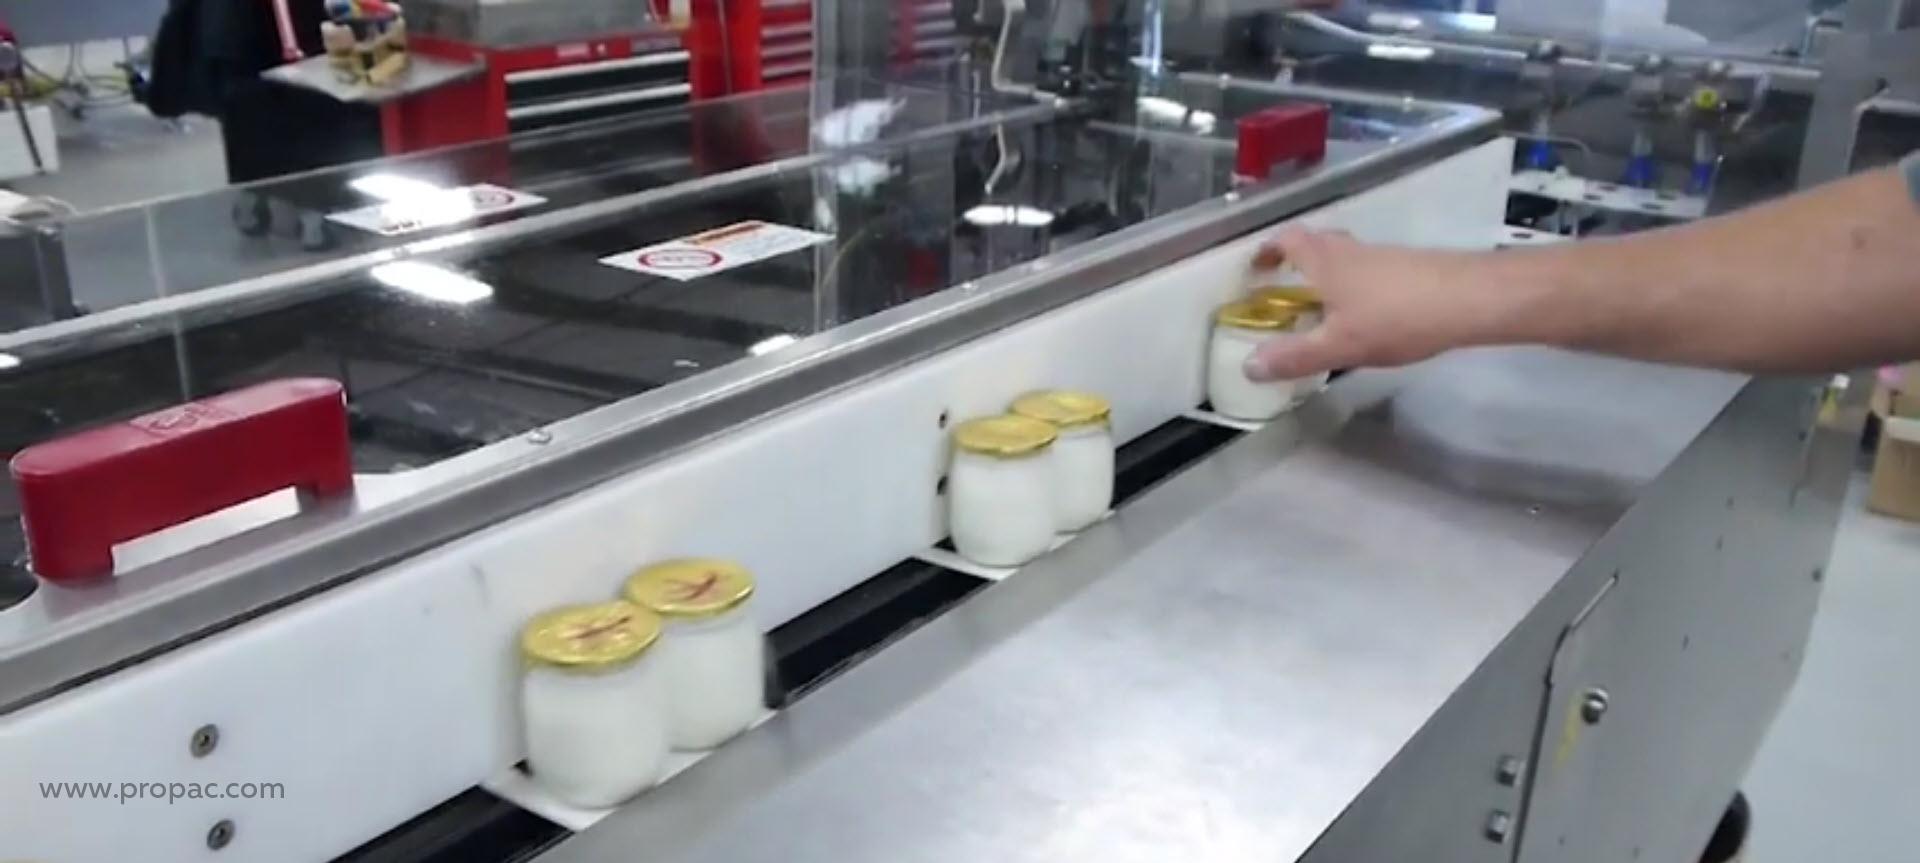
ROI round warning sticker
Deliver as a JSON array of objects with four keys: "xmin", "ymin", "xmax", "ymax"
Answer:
[
  {"xmin": 638, "ymin": 248, "xmax": 724, "ymax": 270},
  {"xmin": 467, "ymin": 187, "xmax": 517, "ymax": 209}
]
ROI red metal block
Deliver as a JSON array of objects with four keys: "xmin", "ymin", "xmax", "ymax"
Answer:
[
  {"xmin": 10, "ymin": 379, "xmax": 354, "ymax": 583},
  {"xmin": 1236, "ymin": 102, "xmax": 1331, "ymax": 181}
]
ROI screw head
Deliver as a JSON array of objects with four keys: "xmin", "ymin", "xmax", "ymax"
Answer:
[
  {"xmin": 1484, "ymin": 810, "xmax": 1514, "ymax": 843},
  {"xmin": 207, "ymin": 819, "xmax": 235, "ymax": 850},
  {"xmin": 524, "ymin": 428, "xmax": 553, "ymax": 445},
  {"xmin": 189, "ymin": 724, "xmax": 220, "ymax": 758},
  {"xmin": 1580, "ymin": 688, "xmax": 1611, "ymax": 725},
  {"xmin": 1495, "ymin": 755, "xmax": 1526, "ymax": 786}
]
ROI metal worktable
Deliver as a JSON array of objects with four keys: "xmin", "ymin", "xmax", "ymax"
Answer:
[{"xmin": 544, "ymin": 351, "xmax": 1852, "ymax": 863}]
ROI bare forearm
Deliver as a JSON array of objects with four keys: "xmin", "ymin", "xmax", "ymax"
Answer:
[{"xmin": 1471, "ymin": 166, "xmax": 1920, "ymax": 372}]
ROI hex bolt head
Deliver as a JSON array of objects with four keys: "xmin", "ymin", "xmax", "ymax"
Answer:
[
  {"xmin": 1580, "ymin": 688, "xmax": 1611, "ymax": 725},
  {"xmin": 1485, "ymin": 810, "xmax": 1514, "ymax": 843},
  {"xmin": 1495, "ymin": 756, "xmax": 1526, "ymax": 786}
]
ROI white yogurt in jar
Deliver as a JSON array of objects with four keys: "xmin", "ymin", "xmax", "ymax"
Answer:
[
  {"xmin": 948, "ymin": 415, "xmax": 1059, "ymax": 567},
  {"xmin": 1207, "ymin": 299, "xmax": 1328, "ymax": 421},
  {"xmin": 624, "ymin": 558, "xmax": 766, "ymax": 750},
  {"xmin": 1010, "ymin": 390, "xmax": 1115, "ymax": 532},
  {"xmin": 519, "ymin": 600, "xmax": 668, "ymax": 809}
]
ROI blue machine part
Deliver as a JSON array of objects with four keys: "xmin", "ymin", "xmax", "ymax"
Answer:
[
  {"xmin": 1688, "ymin": 161, "xmax": 1715, "ymax": 196},
  {"xmin": 1522, "ymin": 139, "xmax": 1558, "ymax": 171},
  {"xmin": 1624, "ymin": 155, "xmax": 1659, "ymax": 189}
]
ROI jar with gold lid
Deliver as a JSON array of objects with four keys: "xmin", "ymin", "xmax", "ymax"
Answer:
[
  {"xmin": 1208, "ymin": 299, "xmax": 1327, "ymax": 420},
  {"xmin": 519, "ymin": 600, "xmax": 668, "ymax": 808},
  {"xmin": 624, "ymin": 558, "xmax": 765, "ymax": 750},
  {"xmin": 1010, "ymin": 390, "xmax": 1114, "ymax": 532},
  {"xmin": 1250, "ymin": 285, "xmax": 1325, "ymax": 329},
  {"xmin": 948, "ymin": 415, "xmax": 1059, "ymax": 566}
]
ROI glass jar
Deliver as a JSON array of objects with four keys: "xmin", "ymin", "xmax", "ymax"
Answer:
[
  {"xmin": 1207, "ymin": 299, "xmax": 1326, "ymax": 421},
  {"xmin": 623, "ymin": 558, "xmax": 765, "ymax": 750},
  {"xmin": 948, "ymin": 415, "xmax": 1059, "ymax": 567},
  {"xmin": 1010, "ymin": 390, "xmax": 1115, "ymax": 533},
  {"xmin": 519, "ymin": 600, "xmax": 668, "ymax": 808}
]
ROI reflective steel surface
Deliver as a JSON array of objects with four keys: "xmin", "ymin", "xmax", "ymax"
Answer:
[{"xmin": 542, "ymin": 352, "xmax": 1745, "ymax": 863}]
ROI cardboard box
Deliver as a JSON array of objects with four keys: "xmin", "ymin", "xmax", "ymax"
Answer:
[
  {"xmin": 1868, "ymin": 364, "xmax": 1920, "ymax": 521},
  {"xmin": 1871, "ymin": 362, "xmax": 1920, "ymax": 419}
]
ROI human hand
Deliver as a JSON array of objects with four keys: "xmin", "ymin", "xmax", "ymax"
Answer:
[{"xmin": 1243, "ymin": 227, "xmax": 1495, "ymax": 381}]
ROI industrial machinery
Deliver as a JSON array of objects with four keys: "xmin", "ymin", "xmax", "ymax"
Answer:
[
  {"xmin": 0, "ymin": 1, "xmax": 1873, "ymax": 862},
  {"xmin": 1251, "ymin": 0, "xmax": 1915, "ymax": 228}
]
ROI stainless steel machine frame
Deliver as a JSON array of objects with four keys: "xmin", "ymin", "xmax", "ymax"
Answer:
[
  {"xmin": 539, "ymin": 362, "xmax": 1857, "ymax": 863},
  {"xmin": 0, "ymin": 3, "xmax": 1863, "ymax": 860},
  {"xmin": 1795, "ymin": 9, "xmax": 1920, "ymax": 184}
]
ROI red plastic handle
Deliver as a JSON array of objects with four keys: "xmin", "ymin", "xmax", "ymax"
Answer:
[
  {"xmin": 9, "ymin": 378, "xmax": 354, "ymax": 584},
  {"xmin": 1236, "ymin": 102, "xmax": 1332, "ymax": 181}
]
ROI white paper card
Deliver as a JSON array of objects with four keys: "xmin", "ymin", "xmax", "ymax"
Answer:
[
  {"xmin": 599, "ymin": 220, "xmax": 833, "ymax": 282},
  {"xmin": 328, "ymin": 184, "xmax": 547, "ymax": 237}
]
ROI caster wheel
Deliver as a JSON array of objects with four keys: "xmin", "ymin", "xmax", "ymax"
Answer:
[
  {"xmin": 297, "ymin": 211, "xmax": 333, "ymax": 251},
  {"xmin": 232, "ymin": 193, "xmax": 271, "ymax": 237},
  {"xmin": 1701, "ymin": 792, "xmax": 1750, "ymax": 863}
]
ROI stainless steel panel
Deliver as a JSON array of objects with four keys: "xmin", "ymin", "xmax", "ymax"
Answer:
[
  {"xmin": 1302, "ymin": 372, "xmax": 1856, "ymax": 863},
  {"xmin": 1510, "ymin": 374, "xmax": 1858, "ymax": 861},
  {"xmin": 539, "ymin": 352, "xmax": 1834, "ymax": 863},
  {"xmin": 1796, "ymin": 26, "xmax": 1920, "ymax": 185}
]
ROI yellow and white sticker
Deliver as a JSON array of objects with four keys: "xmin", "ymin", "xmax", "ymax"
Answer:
[{"xmin": 600, "ymin": 221, "xmax": 833, "ymax": 282}]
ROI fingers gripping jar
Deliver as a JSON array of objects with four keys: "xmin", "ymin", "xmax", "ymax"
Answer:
[
  {"xmin": 948, "ymin": 415, "xmax": 1059, "ymax": 567},
  {"xmin": 1010, "ymin": 391, "xmax": 1115, "ymax": 532},
  {"xmin": 519, "ymin": 601, "xmax": 668, "ymax": 808},
  {"xmin": 624, "ymin": 559, "xmax": 765, "ymax": 750},
  {"xmin": 1208, "ymin": 299, "xmax": 1326, "ymax": 421}
]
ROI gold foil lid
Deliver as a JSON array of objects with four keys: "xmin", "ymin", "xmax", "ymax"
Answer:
[
  {"xmin": 1251, "ymin": 285, "xmax": 1323, "ymax": 311},
  {"xmin": 952, "ymin": 415, "xmax": 1058, "ymax": 458},
  {"xmin": 1009, "ymin": 390, "xmax": 1112, "ymax": 430},
  {"xmin": 624, "ymin": 558, "xmax": 756, "ymax": 619},
  {"xmin": 1215, "ymin": 299, "xmax": 1301, "ymax": 331},
  {"xmin": 521, "ymin": 601, "xmax": 661, "ymax": 672}
]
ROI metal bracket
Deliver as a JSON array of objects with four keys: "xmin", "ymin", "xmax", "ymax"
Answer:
[{"xmin": 1510, "ymin": 170, "xmax": 1709, "ymax": 221}]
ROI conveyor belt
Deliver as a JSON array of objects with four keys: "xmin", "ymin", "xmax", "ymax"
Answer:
[{"xmin": 327, "ymin": 415, "xmax": 1246, "ymax": 862}]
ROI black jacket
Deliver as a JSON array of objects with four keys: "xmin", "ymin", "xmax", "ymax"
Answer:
[{"xmin": 146, "ymin": 0, "xmax": 327, "ymax": 118}]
